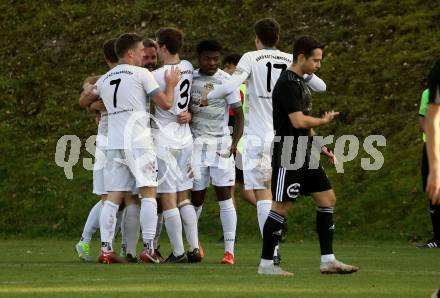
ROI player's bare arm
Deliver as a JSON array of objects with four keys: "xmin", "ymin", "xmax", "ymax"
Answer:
[
  {"xmin": 152, "ymin": 66, "xmax": 181, "ymax": 110},
  {"xmin": 288, "ymin": 110, "xmax": 339, "ymax": 129},
  {"xmin": 230, "ymin": 106, "xmax": 244, "ymax": 156},
  {"xmin": 83, "ymin": 75, "xmax": 100, "ymax": 88},
  {"xmin": 79, "ymin": 83, "xmax": 99, "ymax": 108},
  {"xmin": 426, "ymin": 103, "xmax": 440, "ymax": 204},
  {"xmin": 89, "ymin": 99, "xmax": 106, "ymax": 112}
]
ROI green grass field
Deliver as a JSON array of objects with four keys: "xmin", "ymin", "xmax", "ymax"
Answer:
[{"xmin": 0, "ymin": 239, "xmax": 438, "ymax": 297}]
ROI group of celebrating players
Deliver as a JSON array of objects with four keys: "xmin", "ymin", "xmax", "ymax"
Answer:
[{"xmin": 75, "ymin": 17, "xmax": 359, "ymax": 276}]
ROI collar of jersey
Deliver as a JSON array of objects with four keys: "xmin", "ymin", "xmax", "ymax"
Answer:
[
  {"xmin": 262, "ymin": 47, "xmax": 278, "ymax": 50},
  {"xmin": 164, "ymin": 60, "xmax": 181, "ymax": 65}
]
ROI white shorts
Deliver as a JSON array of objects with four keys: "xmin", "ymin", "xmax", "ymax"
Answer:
[
  {"xmin": 156, "ymin": 145, "xmax": 193, "ymax": 193},
  {"xmin": 192, "ymin": 147, "xmax": 235, "ymax": 191},
  {"xmin": 242, "ymin": 144, "xmax": 272, "ymax": 190},
  {"xmin": 92, "ymin": 146, "xmax": 106, "ymax": 195},
  {"xmin": 104, "ymin": 149, "xmax": 157, "ymax": 192}
]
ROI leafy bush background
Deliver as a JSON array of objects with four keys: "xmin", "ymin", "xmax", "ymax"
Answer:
[{"xmin": 1, "ymin": 0, "xmax": 439, "ymax": 240}]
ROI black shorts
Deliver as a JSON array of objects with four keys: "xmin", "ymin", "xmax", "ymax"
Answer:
[
  {"xmin": 422, "ymin": 143, "xmax": 429, "ymax": 191},
  {"xmin": 271, "ymin": 165, "xmax": 332, "ymax": 202}
]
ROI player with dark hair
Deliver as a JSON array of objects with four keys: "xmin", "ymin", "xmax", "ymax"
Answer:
[
  {"xmin": 190, "ymin": 40, "xmax": 244, "ymax": 264},
  {"xmin": 152, "ymin": 27, "xmax": 201, "ymax": 263},
  {"xmin": 203, "ymin": 18, "xmax": 326, "ymax": 265},
  {"xmin": 143, "ymin": 38, "xmax": 158, "ymax": 72},
  {"xmin": 75, "ymin": 38, "xmax": 119, "ymax": 262},
  {"xmin": 258, "ymin": 36, "xmax": 358, "ymax": 275},
  {"xmin": 89, "ymin": 32, "xmax": 180, "ymax": 264}
]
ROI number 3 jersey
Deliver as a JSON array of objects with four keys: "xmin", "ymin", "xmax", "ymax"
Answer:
[
  {"xmin": 95, "ymin": 64, "xmax": 160, "ymax": 149},
  {"xmin": 152, "ymin": 60, "xmax": 194, "ymax": 149}
]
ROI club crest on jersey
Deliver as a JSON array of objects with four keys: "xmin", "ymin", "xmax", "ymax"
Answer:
[
  {"xmin": 204, "ymin": 82, "xmax": 214, "ymax": 91},
  {"xmin": 286, "ymin": 183, "xmax": 300, "ymax": 199}
]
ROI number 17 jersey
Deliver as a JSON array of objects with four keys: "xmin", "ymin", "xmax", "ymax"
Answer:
[
  {"xmin": 237, "ymin": 49, "xmax": 292, "ymax": 142},
  {"xmin": 152, "ymin": 60, "xmax": 193, "ymax": 148}
]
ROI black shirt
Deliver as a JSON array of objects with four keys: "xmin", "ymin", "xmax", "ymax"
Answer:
[{"xmin": 272, "ymin": 69, "xmax": 312, "ymax": 168}]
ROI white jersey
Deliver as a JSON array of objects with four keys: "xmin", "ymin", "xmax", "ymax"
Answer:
[
  {"xmin": 152, "ymin": 60, "xmax": 193, "ymax": 149},
  {"xmin": 96, "ymin": 112, "xmax": 108, "ymax": 148},
  {"xmin": 207, "ymin": 48, "xmax": 326, "ymax": 143},
  {"xmin": 96, "ymin": 64, "xmax": 160, "ymax": 149},
  {"xmin": 190, "ymin": 69, "xmax": 241, "ymax": 140}
]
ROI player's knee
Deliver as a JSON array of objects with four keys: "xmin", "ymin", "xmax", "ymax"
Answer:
[{"xmin": 190, "ymin": 191, "xmax": 205, "ymax": 207}]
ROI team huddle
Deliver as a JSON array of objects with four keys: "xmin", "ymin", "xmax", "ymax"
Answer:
[{"xmin": 76, "ymin": 18, "xmax": 359, "ymax": 276}]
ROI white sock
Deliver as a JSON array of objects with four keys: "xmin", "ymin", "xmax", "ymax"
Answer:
[
  {"xmin": 257, "ymin": 200, "xmax": 272, "ymax": 237},
  {"xmin": 179, "ymin": 201, "xmax": 199, "ymax": 251},
  {"xmin": 194, "ymin": 205, "xmax": 203, "ymax": 221},
  {"xmin": 163, "ymin": 208, "xmax": 185, "ymax": 256},
  {"xmin": 154, "ymin": 213, "xmax": 163, "ymax": 250},
  {"xmin": 219, "ymin": 199, "xmax": 237, "ymax": 254},
  {"xmin": 124, "ymin": 204, "xmax": 140, "ymax": 256},
  {"xmin": 99, "ymin": 200, "xmax": 119, "ymax": 251},
  {"xmin": 259, "ymin": 259, "xmax": 273, "ymax": 267},
  {"xmin": 120, "ymin": 208, "xmax": 128, "ymax": 253},
  {"xmin": 80, "ymin": 201, "xmax": 102, "ymax": 243},
  {"xmin": 112, "ymin": 209, "xmax": 123, "ymax": 250},
  {"xmin": 274, "ymin": 244, "xmax": 279, "ymax": 257},
  {"xmin": 321, "ymin": 254, "xmax": 336, "ymax": 263},
  {"xmin": 140, "ymin": 198, "xmax": 157, "ymax": 251}
]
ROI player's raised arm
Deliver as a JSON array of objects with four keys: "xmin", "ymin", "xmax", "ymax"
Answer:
[
  {"xmin": 151, "ymin": 66, "xmax": 181, "ymax": 110},
  {"xmin": 304, "ymin": 73, "xmax": 326, "ymax": 92},
  {"xmin": 204, "ymin": 54, "xmax": 251, "ymax": 103}
]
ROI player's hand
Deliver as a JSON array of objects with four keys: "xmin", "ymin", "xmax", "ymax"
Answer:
[
  {"xmin": 322, "ymin": 146, "xmax": 337, "ymax": 165},
  {"xmin": 165, "ymin": 66, "xmax": 181, "ymax": 87},
  {"xmin": 200, "ymin": 89, "xmax": 209, "ymax": 107},
  {"xmin": 322, "ymin": 111, "xmax": 339, "ymax": 124},
  {"xmin": 427, "ymin": 169, "xmax": 440, "ymax": 205},
  {"xmin": 177, "ymin": 111, "xmax": 192, "ymax": 124},
  {"xmin": 89, "ymin": 99, "xmax": 106, "ymax": 112},
  {"xmin": 216, "ymin": 146, "xmax": 235, "ymax": 158},
  {"xmin": 83, "ymin": 83, "xmax": 98, "ymax": 98}
]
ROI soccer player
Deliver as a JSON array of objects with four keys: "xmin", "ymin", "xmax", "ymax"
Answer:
[
  {"xmin": 203, "ymin": 18, "xmax": 326, "ymax": 263},
  {"xmin": 77, "ymin": 39, "xmax": 143, "ymax": 263},
  {"xmin": 258, "ymin": 36, "xmax": 358, "ymax": 275},
  {"xmin": 143, "ymin": 38, "xmax": 158, "ymax": 72},
  {"xmin": 222, "ymin": 53, "xmax": 256, "ymax": 207},
  {"xmin": 417, "ymin": 84, "xmax": 440, "ymax": 248},
  {"xmin": 190, "ymin": 40, "xmax": 244, "ymax": 264},
  {"xmin": 152, "ymin": 27, "xmax": 201, "ymax": 263},
  {"xmin": 75, "ymin": 38, "xmax": 118, "ymax": 262},
  {"xmin": 425, "ymin": 58, "xmax": 440, "ymax": 209},
  {"xmin": 94, "ymin": 33, "xmax": 180, "ymax": 264}
]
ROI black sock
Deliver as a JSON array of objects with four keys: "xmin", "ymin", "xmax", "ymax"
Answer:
[
  {"xmin": 316, "ymin": 207, "xmax": 334, "ymax": 256},
  {"xmin": 261, "ymin": 210, "xmax": 285, "ymax": 260},
  {"xmin": 430, "ymin": 202, "xmax": 440, "ymax": 240}
]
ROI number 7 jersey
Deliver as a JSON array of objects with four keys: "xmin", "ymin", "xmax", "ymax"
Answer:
[
  {"xmin": 95, "ymin": 64, "xmax": 160, "ymax": 150},
  {"xmin": 152, "ymin": 60, "xmax": 194, "ymax": 149}
]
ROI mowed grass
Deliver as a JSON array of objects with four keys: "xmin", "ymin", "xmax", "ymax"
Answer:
[{"xmin": 0, "ymin": 239, "xmax": 439, "ymax": 298}]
